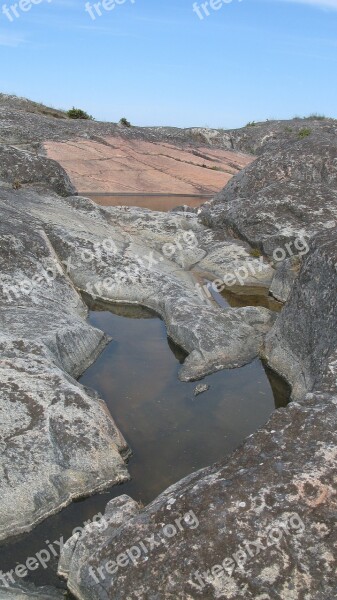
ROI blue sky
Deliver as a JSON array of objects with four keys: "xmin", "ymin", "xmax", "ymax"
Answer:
[{"xmin": 0, "ymin": 0, "xmax": 336, "ymax": 128}]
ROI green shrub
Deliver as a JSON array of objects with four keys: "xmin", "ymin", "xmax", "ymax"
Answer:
[
  {"xmin": 246, "ymin": 121, "xmax": 256, "ymax": 127},
  {"xmin": 307, "ymin": 113, "xmax": 326, "ymax": 120},
  {"xmin": 119, "ymin": 117, "xmax": 131, "ymax": 127},
  {"xmin": 67, "ymin": 107, "xmax": 93, "ymax": 120},
  {"xmin": 284, "ymin": 126, "xmax": 293, "ymax": 133},
  {"xmin": 298, "ymin": 128, "xmax": 311, "ymax": 139}
]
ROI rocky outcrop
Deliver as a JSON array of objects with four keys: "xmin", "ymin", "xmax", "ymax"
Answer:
[
  {"xmin": 0, "ymin": 204, "xmax": 130, "ymax": 541},
  {"xmin": 58, "ymin": 218, "xmax": 337, "ymax": 600},
  {"xmin": 0, "ymin": 188, "xmax": 275, "ymax": 382},
  {"xmin": 0, "ymin": 145, "xmax": 76, "ymax": 196},
  {"xmin": 55, "ymin": 116, "xmax": 337, "ymax": 600},
  {"xmin": 189, "ymin": 117, "xmax": 337, "ymax": 156},
  {"xmin": 1, "ymin": 96, "xmax": 336, "ymax": 599},
  {"xmin": 0, "ymin": 156, "xmax": 275, "ymax": 541},
  {"xmin": 58, "ymin": 218, "xmax": 337, "ymax": 598},
  {"xmin": 59, "ymin": 386, "xmax": 337, "ymax": 600},
  {"xmin": 44, "ymin": 138, "xmax": 252, "ymax": 195},
  {"xmin": 200, "ymin": 133, "xmax": 337, "ymax": 257},
  {"xmin": 264, "ymin": 228, "xmax": 337, "ymax": 400},
  {"xmin": 198, "ymin": 120, "xmax": 337, "ymax": 399},
  {"xmin": 0, "ymin": 94, "xmax": 253, "ymax": 196}
]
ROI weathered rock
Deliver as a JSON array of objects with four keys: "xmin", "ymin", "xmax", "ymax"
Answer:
[
  {"xmin": 44, "ymin": 137, "xmax": 252, "ymax": 195},
  {"xmin": 2, "ymin": 96, "xmax": 337, "ymax": 600},
  {"xmin": 0, "ymin": 338, "xmax": 129, "ymax": 542},
  {"xmin": 0, "ymin": 94, "xmax": 253, "ymax": 197},
  {"xmin": 58, "ymin": 495, "xmax": 141, "ymax": 597},
  {"xmin": 0, "ymin": 145, "xmax": 75, "ymax": 196},
  {"xmin": 59, "ymin": 387, "xmax": 337, "ymax": 600},
  {"xmin": 0, "ymin": 183, "xmax": 276, "ymax": 540},
  {"xmin": 0, "ymin": 208, "xmax": 130, "ymax": 541},
  {"xmin": 53, "ymin": 115, "xmax": 337, "ymax": 600},
  {"xmin": 200, "ymin": 135, "xmax": 337, "ymax": 257},
  {"xmin": 0, "ymin": 188, "xmax": 276, "ymax": 380},
  {"xmin": 265, "ymin": 228, "xmax": 337, "ymax": 400},
  {"xmin": 269, "ymin": 256, "xmax": 301, "ymax": 303},
  {"xmin": 193, "ymin": 383, "xmax": 209, "ymax": 396}
]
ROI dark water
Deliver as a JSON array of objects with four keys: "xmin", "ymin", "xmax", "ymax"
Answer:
[
  {"xmin": 87, "ymin": 193, "xmax": 211, "ymax": 212},
  {"xmin": 0, "ymin": 302, "xmax": 290, "ymax": 590},
  {"xmin": 204, "ymin": 280, "xmax": 283, "ymax": 312}
]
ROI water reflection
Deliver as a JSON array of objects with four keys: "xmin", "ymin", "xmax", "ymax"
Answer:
[
  {"xmin": 88, "ymin": 194, "xmax": 210, "ymax": 212},
  {"xmin": 0, "ymin": 301, "xmax": 290, "ymax": 590}
]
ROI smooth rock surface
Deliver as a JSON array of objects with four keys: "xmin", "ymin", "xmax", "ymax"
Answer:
[
  {"xmin": 56, "ymin": 116, "xmax": 337, "ymax": 600},
  {"xmin": 0, "ymin": 181, "xmax": 275, "ymax": 540},
  {"xmin": 0, "ymin": 188, "xmax": 276, "ymax": 382},
  {"xmin": 44, "ymin": 137, "xmax": 252, "ymax": 195},
  {"xmin": 0, "ymin": 205, "xmax": 130, "ymax": 541}
]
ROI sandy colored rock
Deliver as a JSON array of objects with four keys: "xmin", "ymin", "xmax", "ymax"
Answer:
[{"xmin": 44, "ymin": 137, "xmax": 253, "ymax": 195}]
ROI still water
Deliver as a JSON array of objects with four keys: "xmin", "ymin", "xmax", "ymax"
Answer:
[
  {"xmin": 0, "ymin": 302, "xmax": 290, "ymax": 590},
  {"xmin": 87, "ymin": 193, "xmax": 211, "ymax": 212}
]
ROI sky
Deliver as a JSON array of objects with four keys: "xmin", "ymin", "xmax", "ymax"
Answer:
[{"xmin": 0, "ymin": 0, "xmax": 336, "ymax": 128}]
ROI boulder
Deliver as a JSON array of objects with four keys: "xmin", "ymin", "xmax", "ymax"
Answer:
[
  {"xmin": 0, "ymin": 145, "xmax": 75, "ymax": 196},
  {"xmin": 59, "ymin": 388, "xmax": 337, "ymax": 600},
  {"xmin": 265, "ymin": 228, "xmax": 337, "ymax": 400},
  {"xmin": 0, "ymin": 202, "xmax": 129, "ymax": 541}
]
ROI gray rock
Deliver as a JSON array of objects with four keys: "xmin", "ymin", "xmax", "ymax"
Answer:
[
  {"xmin": 200, "ymin": 133, "xmax": 337, "ymax": 257},
  {"xmin": 265, "ymin": 228, "xmax": 337, "ymax": 400},
  {"xmin": 193, "ymin": 383, "xmax": 210, "ymax": 396},
  {"xmin": 0, "ymin": 189, "xmax": 276, "ymax": 382},
  {"xmin": 269, "ymin": 256, "xmax": 301, "ymax": 303},
  {"xmin": 59, "ymin": 387, "xmax": 337, "ymax": 600},
  {"xmin": 0, "ymin": 184, "xmax": 276, "ymax": 541},
  {"xmin": 0, "ymin": 202, "xmax": 130, "ymax": 541},
  {"xmin": 2, "ymin": 96, "xmax": 337, "ymax": 600},
  {"xmin": 55, "ymin": 116, "xmax": 337, "ymax": 600},
  {"xmin": 0, "ymin": 145, "xmax": 75, "ymax": 196}
]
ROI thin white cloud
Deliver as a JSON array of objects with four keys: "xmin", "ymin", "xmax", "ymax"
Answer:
[
  {"xmin": 281, "ymin": 0, "xmax": 337, "ymax": 9},
  {"xmin": 0, "ymin": 32, "xmax": 25, "ymax": 47}
]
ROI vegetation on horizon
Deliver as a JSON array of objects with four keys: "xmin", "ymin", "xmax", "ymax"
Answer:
[
  {"xmin": 119, "ymin": 117, "xmax": 131, "ymax": 127},
  {"xmin": 67, "ymin": 107, "xmax": 93, "ymax": 120},
  {"xmin": 307, "ymin": 113, "xmax": 326, "ymax": 120}
]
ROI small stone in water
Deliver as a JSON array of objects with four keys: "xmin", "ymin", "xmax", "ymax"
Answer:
[{"xmin": 194, "ymin": 384, "xmax": 210, "ymax": 397}]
